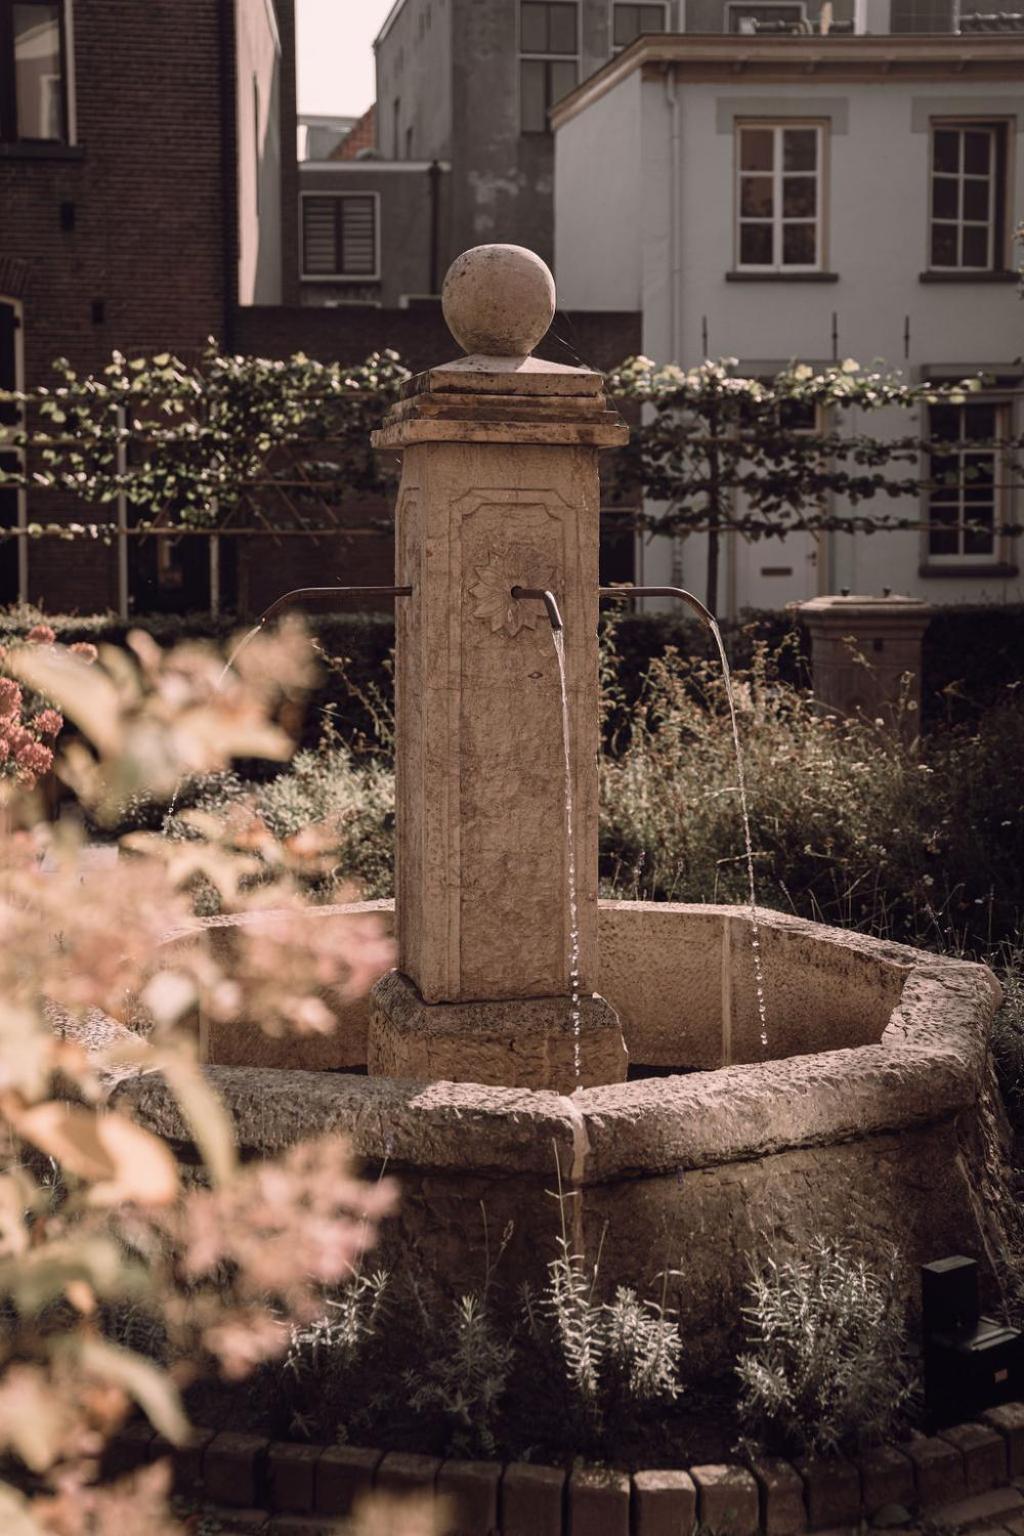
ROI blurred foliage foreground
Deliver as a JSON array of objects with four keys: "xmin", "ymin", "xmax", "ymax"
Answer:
[{"xmin": 0, "ymin": 622, "xmax": 399, "ymax": 1533}]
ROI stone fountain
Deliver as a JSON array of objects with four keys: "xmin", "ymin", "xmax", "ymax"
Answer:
[{"xmin": 122, "ymin": 246, "xmax": 1014, "ymax": 1373}]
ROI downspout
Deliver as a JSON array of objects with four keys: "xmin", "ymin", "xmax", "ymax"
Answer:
[
  {"xmin": 664, "ymin": 64, "xmax": 685, "ymax": 601},
  {"xmin": 664, "ymin": 64, "xmax": 681, "ymax": 363}
]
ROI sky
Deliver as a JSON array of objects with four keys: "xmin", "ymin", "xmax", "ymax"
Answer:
[{"xmin": 296, "ymin": 0, "xmax": 394, "ymax": 119}]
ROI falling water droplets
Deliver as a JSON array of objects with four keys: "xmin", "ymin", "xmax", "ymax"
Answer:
[
  {"xmin": 552, "ymin": 628, "xmax": 582, "ymax": 1089},
  {"xmin": 708, "ymin": 618, "xmax": 768, "ymax": 1051},
  {"xmin": 217, "ymin": 621, "xmax": 265, "ymax": 690}
]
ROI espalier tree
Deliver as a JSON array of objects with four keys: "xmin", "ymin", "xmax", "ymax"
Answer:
[
  {"xmin": 0, "ymin": 341, "xmax": 409, "ymax": 540},
  {"xmin": 2, "ymin": 343, "xmax": 1016, "ymax": 618},
  {"xmin": 606, "ymin": 357, "xmax": 991, "ymax": 615}
]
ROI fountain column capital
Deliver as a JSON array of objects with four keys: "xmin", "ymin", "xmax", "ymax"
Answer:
[{"xmin": 371, "ymin": 245, "xmax": 628, "ymax": 453}]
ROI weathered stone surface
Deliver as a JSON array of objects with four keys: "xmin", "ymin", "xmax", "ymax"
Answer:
[
  {"xmin": 366, "ymin": 248, "xmax": 628, "ymax": 1093},
  {"xmin": 315, "ymin": 1446, "xmax": 382, "ymax": 1516},
  {"xmin": 435, "ymin": 1459, "xmax": 502, "ymax": 1535},
  {"xmin": 112, "ymin": 907, "xmax": 1009, "ymax": 1377},
  {"xmin": 203, "ymin": 1432, "xmax": 269, "ymax": 1509},
  {"xmin": 368, "ymin": 968, "xmax": 626, "ymax": 1091},
  {"xmin": 691, "ymin": 1464, "xmax": 760, "ymax": 1535},
  {"xmin": 940, "ymin": 1423, "xmax": 1007, "ymax": 1493},
  {"xmin": 858, "ymin": 1446, "xmax": 916, "ymax": 1514},
  {"xmin": 921, "ymin": 1485, "xmax": 1024, "ymax": 1528},
  {"xmin": 500, "ymin": 1463, "xmax": 565, "ymax": 1536},
  {"xmin": 267, "ymin": 1443, "xmax": 321, "ymax": 1514},
  {"xmin": 983, "ymin": 1405, "xmax": 1024, "ymax": 1477},
  {"xmin": 796, "ymin": 1455, "xmax": 861, "ymax": 1528},
  {"xmin": 568, "ymin": 1464, "xmax": 630, "ymax": 1535},
  {"xmin": 798, "ymin": 595, "xmax": 932, "ymax": 738},
  {"xmin": 907, "ymin": 1434, "xmax": 967, "ymax": 1507},
  {"xmin": 747, "ymin": 1456, "xmax": 807, "ymax": 1535},
  {"xmin": 441, "ymin": 244, "xmax": 555, "ymax": 358},
  {"xmin": 633, "ymin": 1469, "xmax": 698, "ymax": 1536},
  {"xmin": 374, "ymin": 1451, "xmax": 440, "ymax": 1500},
  {"xmin": 597, "ymin": 903, "xmax": 725, "ymax": 1068}
]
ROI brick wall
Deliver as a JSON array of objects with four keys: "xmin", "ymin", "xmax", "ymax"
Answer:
[
  {"xmin": 234, "ymin": 304, "xmax": 641, "ymax": 373},
  {"xmin": 0, "ymin": 0, "xmax": 237, "ymax": 611}
]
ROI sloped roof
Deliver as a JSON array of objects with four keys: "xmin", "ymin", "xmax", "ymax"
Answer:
[{"xmin": 331, "ymin": 104, "xmax": 376, "ymax": 160}]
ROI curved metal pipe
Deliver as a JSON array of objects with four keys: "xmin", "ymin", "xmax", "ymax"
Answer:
[
  {"xmin": 254, "ymin": 584, "xmax": 413, "ymax": 629},
  {"xmin": 510, "ymin": 586, "xmax": 564, "ymax": 632},
  {"xmin": 599, "ymin": 584, "xmax": 715, "ymax": 630}
]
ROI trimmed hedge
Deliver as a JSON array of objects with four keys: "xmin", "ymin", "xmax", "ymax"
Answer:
[{"xmin": 2, "ymin": 600, "xmax": 1021, "ymax": 744}]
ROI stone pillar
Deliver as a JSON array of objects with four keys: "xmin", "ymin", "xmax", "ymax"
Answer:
[
  {"xmin": 367, "ymin": 244, "xmax": 629, "ymax": 1092},
  {"xmin": 798, "ymin": 594, "xmax": 933, "ymax": 736}
]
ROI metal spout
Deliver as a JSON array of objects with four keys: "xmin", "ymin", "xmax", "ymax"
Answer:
[
  {"xmin": 510, "ymin": 586, "xmax": 564, "ymax": 631},
  {"xmin": 599, "ymin": 584, "xmax": 715, "ymax": 630},
  {"xmin": 254, "ymin": 584, "xmax": 413, "ymax": 628}
]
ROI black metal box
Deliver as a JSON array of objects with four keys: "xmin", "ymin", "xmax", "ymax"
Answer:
[
  {"xmin": 922, "ymin": 1255, "xmax": 980, "ymax": 1338},
  {"xmin": 924, "ymin": 1315, "xmax": 1024, "ymax": 1429}
]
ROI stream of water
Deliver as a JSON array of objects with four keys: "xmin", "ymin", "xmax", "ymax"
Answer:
[
  {"xmin": 707, "ymin": 617, "xmax": 768, "ymax": 1051},
  {"xmin": 552, "ymin": 629, "xmax": 583, "ymax": 1089}
]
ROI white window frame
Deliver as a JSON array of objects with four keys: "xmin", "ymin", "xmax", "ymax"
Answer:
[
  {"xmin": 927, "ymin": 119, "xmax": 1006, "ymax": 274},
  {"xmin": 609, "ymin": 0, "xmax": 668, "ymax": 53},
  {"xmin": 300, "ymin": 190, "xmax": 381, "ymax": 282},
  {"xmin": 924, "ymin": 396, "xmax": 1010, "ymax": 567},
  {"xmin": 735, "ymin": 119, "xmax": 827, "ymax": 274},
  {"xmin": 518, "ymin": 0, "xmax": 581, "ymax": 135},
  {"xmin": 0, "ymin": 295, "xmax": 27, "ymax": 604},
  {"xmin": 725, "ymin": 1, "xmax": 807, "ymax": 33}
]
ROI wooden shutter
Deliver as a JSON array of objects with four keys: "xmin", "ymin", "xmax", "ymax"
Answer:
[{"xmin": 340, "ymin": 196, "xmax": 376, "ymax": 276}]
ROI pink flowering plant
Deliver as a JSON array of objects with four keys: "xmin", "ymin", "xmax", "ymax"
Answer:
[
  {"xmin": 0, "ymin": 624, "xmax": 101, "ymax": 791},
  {"xmin": 0, "ymin": 622, "xmax": 398, "ymax": 1533}
]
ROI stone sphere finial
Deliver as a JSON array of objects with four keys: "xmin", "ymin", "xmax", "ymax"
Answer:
[{"xmin": 442, "ymin": 244, "xmax": 556, "ymax": 358}]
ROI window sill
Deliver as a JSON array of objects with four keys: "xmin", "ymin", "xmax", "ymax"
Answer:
[
  {"xmin": 919, "ymin": 270, "xmax": 1018, "ymax": 284},
  {"xmin": 0, "ymin": 141, "xmax": 83, "ymax": 160},
  {"xmin": 725, "ymin": 270, "xmax": 839, "ymax": 283},
  {"xmin": 918, "ymin": 562, "xmax": 1019, "ymax": 579}
]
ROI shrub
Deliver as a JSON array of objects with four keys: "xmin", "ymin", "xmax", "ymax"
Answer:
[
  {"xmin": 736, "ymin": 1236, "xmax": 916, "ymax": 1456},
  {"xmin": 166, "ymin": 739, "xmax": 395, "ymax": 901},
  {"xmin": 598, "ymin": 625, "xmax": 1024, "ymax": 949},
  {"xmin": 521, "ymin": 1194, "xmax": 683, "ymax": 1454},
  {"xmin": 991, "ymin": 942, "xmax": 1024, "ymax": 1135},
  {"xmin": 404, "ymin": 1293, "xmax": 515, "ymax": 1458}
]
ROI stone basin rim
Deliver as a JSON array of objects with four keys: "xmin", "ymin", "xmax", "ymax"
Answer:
[{"xmin": 128, "ymin": 899, "xmax": 1003, "ymax": 1184}]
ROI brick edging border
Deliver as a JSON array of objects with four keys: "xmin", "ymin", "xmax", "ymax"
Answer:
[{"xmin": 104, "ymin": 1402, "xmax": 1024, "ymax": 1534}]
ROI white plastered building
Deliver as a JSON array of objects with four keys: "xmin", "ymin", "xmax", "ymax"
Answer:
[{"xmin": 553, "ymin": 31, "xmax": 1024, "ymax": 615}]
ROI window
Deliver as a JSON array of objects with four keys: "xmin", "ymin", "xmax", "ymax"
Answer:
[
  {"xmin": 727, "ymin": 3, "xmax": 805, "ymax": 32},
  {"xmin": 927, "ymin": 400, "xmax": 1005, "ymax": 562},
  {"xmin": 612, "ymin": 3, "xmax": 667, "ymax": 50},
  {"xmin": 0, "ymin": 0, "xmax": 68, "ymax": 141},
  {"xmin": 520, "ymin": 1, "xmax": 578, "ymax": 134},
  {"xmin": 301, "ymin": 195, "xmax": 378, "ymax": 279},
  {"xmin": 890, "ymin": 0, "xmax": 957, "ymax": 30},
  {"xmin": 929, "ymin": 122, "xmax": 1006, "ymax": 271},
  {"xmin": 736, "ymin": 122, "xmax": 824, "ymax": 271}
]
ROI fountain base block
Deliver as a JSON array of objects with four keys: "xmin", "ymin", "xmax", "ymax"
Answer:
[{"xmin": 367, "ymin": 969, "xmax": 627, "ymax": 1091}]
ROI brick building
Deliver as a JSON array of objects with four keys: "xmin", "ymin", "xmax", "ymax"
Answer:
[
  {"xmin": 0, "ymin": 0, "xmax": 640, "ymax": 621},
  {"xmin": 0, "ymin": 0, "xmax": 298, "ymax": 614}
]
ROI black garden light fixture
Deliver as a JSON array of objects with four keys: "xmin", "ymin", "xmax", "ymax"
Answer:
[{"xmin": 922, "ymin": 1257, "xmax": 1024, "ymax": 1429}]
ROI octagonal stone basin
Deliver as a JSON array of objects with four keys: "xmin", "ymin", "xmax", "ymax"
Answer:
[{"xmin": 119, "ymin": 901, "xmax": 1010, "ymax": 1376}]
